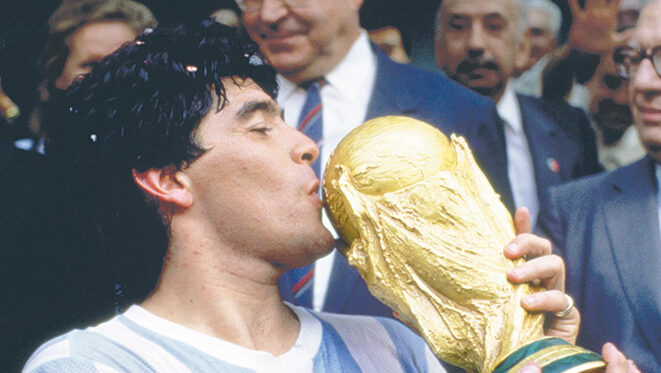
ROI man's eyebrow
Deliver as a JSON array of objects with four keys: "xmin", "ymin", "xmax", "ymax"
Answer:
[{"xmin": 236, "ymin": 100, "xmax": 279, "ymax": 120}]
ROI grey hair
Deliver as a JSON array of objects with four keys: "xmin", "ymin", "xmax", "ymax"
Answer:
[
  {"xmin": 524, "ymin": 0, "xmax": 562, "ymax": 39},
  {"xmin": 434, "ymin": 0, "xmax": 529, "ymax": 43}
]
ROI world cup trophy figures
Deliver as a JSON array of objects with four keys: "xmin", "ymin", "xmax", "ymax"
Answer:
[{"xmin": 322, "ymin": 116, "xmax": 604, "ymax": 372}]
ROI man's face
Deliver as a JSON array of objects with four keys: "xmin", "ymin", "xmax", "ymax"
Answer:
[
  {"xmin": 55, "ymin": 20, "xmax": 137, "ymax": 90},
  {"xmin": 628, "ymin": 1, "xmax": 661, "ymax": 163},
  {"xmin": 435, "ymin": 0, "xmax": 526, "ymax": 101},
  {"xmin": 181, "ymin": 79, "xmax": 334, "ymax": 269},
  {"xmin": 526, "ymin": 9, "xmax": 556, "ymax": 65},
  {"xmin": 585, "ymin": 51, "xmax": 632, "ymax": 134},
  {"xmin": 241, "ymin": 0, "xmax": 362, "ymax": 84}
]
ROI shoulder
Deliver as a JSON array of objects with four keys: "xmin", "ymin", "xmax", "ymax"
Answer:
[
  {"xmin": 552, "ymin": 159, "xmax": 645, "ymax": 199},
  {"xmin": 375, "ymin": 51, "xmax": 494, "ymax": 110},
  {"xmin": 548, "ymin": 159, "xmax": 649, "ymax": 217},
  {"xmin": 22, "ymin": 328, "xmax": 121, "ymax": 373},
  {"xmin": 517, "ymin": 94, "xmax": 589, "ymax": 129}
]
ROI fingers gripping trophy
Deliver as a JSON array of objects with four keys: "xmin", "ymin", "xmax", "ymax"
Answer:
[{"xmin": 322, "ymin": 116, "xmax": 604, "ymax": 373}]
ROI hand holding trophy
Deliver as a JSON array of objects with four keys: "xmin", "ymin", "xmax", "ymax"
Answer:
[{"xmin": 322, "ymin": 116, "xmax": 605, "ymax": 372}]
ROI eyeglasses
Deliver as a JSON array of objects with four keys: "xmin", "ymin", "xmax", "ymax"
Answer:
[
  {"xmin": 613, "ymin": 45, "xmax": 661, "ymax": 79},
  {"xmin": 236, "ymin": 0, "xmax": 309, "ymax": 13}
]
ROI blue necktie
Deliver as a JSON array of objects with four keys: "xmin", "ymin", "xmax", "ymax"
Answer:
[
  {"xmin": 289, "ymin": 79, "xmax": 325, "ymax": 308},
  {"xmin": 297, "ymin": 79, "xmax": 324, "ymax": 176}
]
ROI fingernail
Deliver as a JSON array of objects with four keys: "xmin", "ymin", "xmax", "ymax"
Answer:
[
  {"xmin": 519, "ymin": 362, "xmax": 539, "ymax": 373},
  {"xmin": 505, "ymin": 243, "xmax": 518, "ymax": 255},
  {"xmin": 522, "ymin": 295, "xmax": 537, "ymax": 308}
]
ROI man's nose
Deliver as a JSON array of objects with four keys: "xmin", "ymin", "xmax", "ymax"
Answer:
[{"xmin": 466, "ymin": 24, "xmax": 487, "ymax": 53}]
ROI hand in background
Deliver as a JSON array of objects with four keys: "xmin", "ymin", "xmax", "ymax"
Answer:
[{"xmin": 568, "ymin": 0, "xmax": 634, "ymax": 54}]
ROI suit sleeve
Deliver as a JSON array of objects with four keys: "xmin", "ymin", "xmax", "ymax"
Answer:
[{"xmin": 536, "ymin": 185, "xmax": 567, "ymax": 257}]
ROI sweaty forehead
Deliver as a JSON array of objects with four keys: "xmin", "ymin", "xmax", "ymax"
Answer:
[
  {"xmin": 635, "ymin": 2, "xmax": 661, "ymax": 47},
  {"xmin": 441, "ymin": 0, "xmax": 519, "ymax": 19}
]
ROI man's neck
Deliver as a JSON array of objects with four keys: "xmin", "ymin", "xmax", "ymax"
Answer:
[{"xmin": 141, "ymin": 231, "xmax": 300, "ymax": 356}]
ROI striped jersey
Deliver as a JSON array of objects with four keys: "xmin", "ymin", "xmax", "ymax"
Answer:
[{"xmin": 23, "ymin": 304, "xmax": 445, "ymax": 373}]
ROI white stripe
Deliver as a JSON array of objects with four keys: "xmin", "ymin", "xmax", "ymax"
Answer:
[
  {"xmin": 22, "ymin": 339, "xmax": 70, "ymax": 372},
  {"xmin": 317, "ymin": 313, "xmax": 404, "ymax": 373},
  {"xmin": 93, "ymin": 362, "xmax": 123, "ymax": 373},
  {"xmin": 294, "ymin": 281, "xmax": 313, "ymax": 297},
  {"xmin": 93, "ymin": 318, "xmax": 192, "ymax": 373}
]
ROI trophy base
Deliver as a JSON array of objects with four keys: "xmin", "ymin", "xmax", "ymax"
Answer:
[{"xmin": 493, "ymin": 337, "xmax": 605, "ymax": 373}]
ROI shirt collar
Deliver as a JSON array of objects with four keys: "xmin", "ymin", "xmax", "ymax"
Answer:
[
  {"xmin": 496, "ymin": 80, "xmax": 523, "ymax": 133},
  {"xmin": 276, "ymin": 30, "xmax": 375, "ymax": 100}
]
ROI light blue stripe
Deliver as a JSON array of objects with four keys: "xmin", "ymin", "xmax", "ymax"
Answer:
[
  {"xmin": 66, "ymin": 329, "xmax": 156, "ymax": 372},
  {"xmin": 378, "ymin": 318, "xmax": 430, "ymax": 373},
  {"xmin": 311, "ymin": 315, "xmax": 362, "ymax": 373},
  {"xmin": 26, "ymin": 357, "xmax": 98, "ymax": 372}
]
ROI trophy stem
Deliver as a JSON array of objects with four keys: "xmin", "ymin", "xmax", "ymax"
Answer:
[{"xmin": 493, "ymin": 337, "xmax": 605, "ymax": 373}]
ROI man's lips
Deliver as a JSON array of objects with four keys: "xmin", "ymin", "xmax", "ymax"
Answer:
[
  {"xmin": 259, "ymin": 31, "xmax": 301, "ymax": 45},
  {"xmin": 637, "ymin": 105, "xmax": 661, "ymax": 123},
  {"xmin": 308, "ymin": 180, "xmax": 320, "ymax": 195},
  {"xmin": 307, "ymin": 180, "xmax": 323, "ymax": 206}
]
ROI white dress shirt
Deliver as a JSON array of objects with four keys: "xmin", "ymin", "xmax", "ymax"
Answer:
[
  {"xmin": 277, "ymin": 30, "xmax": 378, "ymax": 311},
  {"xmin": 497, "ymin": 81, "xmax": 540, "ymax": 228}
]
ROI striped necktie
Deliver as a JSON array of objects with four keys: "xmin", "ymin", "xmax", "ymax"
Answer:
[
  {"xmin": 297, "ymin": 79, "xmax": 325, "ymax": 177},
  {"xmin": 289, "ymin": 79, "xmax": 325, "ymax": 308}
]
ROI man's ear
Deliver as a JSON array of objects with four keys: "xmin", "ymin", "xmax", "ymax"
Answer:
[{"xmin": 132, "ymin": 165, "xmax": 193, "ymax": 209}]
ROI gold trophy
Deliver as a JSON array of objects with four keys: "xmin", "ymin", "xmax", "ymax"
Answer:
[{"xmin": 322, "ymin": 116, "xmax": 604, "ymax": 373}]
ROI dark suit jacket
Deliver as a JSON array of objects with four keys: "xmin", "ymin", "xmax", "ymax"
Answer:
[
  {"xmin": 539, "ymin": 157, "xmax": 661, "ymax": 372},
  {"xmin": 517, "ymin": 94, "xmax": 602, "ymax": 216}
]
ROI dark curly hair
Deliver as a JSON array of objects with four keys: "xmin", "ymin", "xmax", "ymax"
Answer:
[{"xmin": 47, "ymin": 21, "xmax": 278, "ymax": 306}]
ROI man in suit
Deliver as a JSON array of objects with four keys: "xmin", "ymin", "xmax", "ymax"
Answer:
[
  {"xmin": 434, "ymin": 0, "xmax": 602, "ymax": 230},
  {"xmin": 540, "ymin": 1, "xmax": 661, "ymax": 371},
  {"xmin": 238, "ymin": 0, "xmax": 523, "ymax": 320}
]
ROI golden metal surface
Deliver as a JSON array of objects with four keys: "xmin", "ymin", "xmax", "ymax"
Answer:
[{"xmin": 322, "ymin": 116, "xmax": 545, "ymax": 372}]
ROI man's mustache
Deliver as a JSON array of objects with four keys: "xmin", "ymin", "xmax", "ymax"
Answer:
[
  {"xmin": 595, "ymin": 98, "xmax": 632, "ymax": 120},
  {"xmin": 456, "ymin": 58, "xmax": 500, "ymax": 75}
]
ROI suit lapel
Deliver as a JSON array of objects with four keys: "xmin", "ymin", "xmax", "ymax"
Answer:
[
  {"xmin": 518, "ymin": 95, "xmax": 562, "ymax": 212},
  {"xmin": 602, "ymin": 157, "xmax": 661, "ymax": 356},
  {"xmin": 365, "ymin": 46, "xmax": 419, "ymax": 120}
]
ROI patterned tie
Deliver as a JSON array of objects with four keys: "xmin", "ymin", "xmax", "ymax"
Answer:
[
  {"xmin": 297, "ymin": 79, "xmax": 325, "ymax": 176},
  {"xmin": 289, "ymin": 79, "xmax": 325, "ymax": 308}
]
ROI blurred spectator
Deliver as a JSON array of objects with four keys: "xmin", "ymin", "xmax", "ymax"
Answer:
[
  {"xmin": 541, "ymin": 0, "xmax": 644, "ymax": 104},
  {"xmin": 368, "ymin": 26, "xmax": 411, "ymax": 63},
  {"xmin": 19, "ymin": 0, "xmax": 157, "ymax": 153},
  {"xmin": 539, "ymin": 2, "xmax": 661, "ymax": 370},
  {"xmin": 584, "ymin": 47, "xmax": 645, "ymax": 169},
  {"xmin": 521, "ymin": 0, "xmax": 561, "ymax": 72},
  {"xmin": 514, "ymin": 0, "xmax": 561, "ymax": 95},
  {"xmin": 435, "ymin": 0, "xmax": 601, "ymax": 229}
]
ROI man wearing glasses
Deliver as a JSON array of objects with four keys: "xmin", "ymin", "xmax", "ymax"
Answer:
[{"xmin": 540, "ymin": 1, "xmax": 661, "ymax": 371}]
